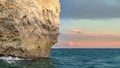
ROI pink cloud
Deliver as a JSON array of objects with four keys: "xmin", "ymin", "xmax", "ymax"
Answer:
[
  {"xmin": 54, "ymin": 40, "xmax": 120, "ymax": 48},
  {"xmin": 69, "ymin": 29, "xmax": 83, "ymax": 33},
  {"xmin": 53, "ymin": 29, "xmax": 120, "ymax": 48},
  {"xmin": 68, "ymin": 29, "xmax": 119, "ymax": 37}
]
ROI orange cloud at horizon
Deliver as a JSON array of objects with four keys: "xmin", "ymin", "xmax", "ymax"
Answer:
[
  {"xmin": 54, "ymin": 30, "xmax": 120, "ymax": 48},
  {"xmin": 55, "ymin": 40, "xmax": 120, "ymax": 48},
  {"xmin": 68, "ymin": 29, "xmax": 119, "ymax": 37}
]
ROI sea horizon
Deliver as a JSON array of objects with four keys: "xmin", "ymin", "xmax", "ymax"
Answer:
[{"xmin": 52, "ymin": 47, "xmax": 120, "ymax": 49}]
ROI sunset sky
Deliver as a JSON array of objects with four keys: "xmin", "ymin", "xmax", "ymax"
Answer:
[{"xmin": 53, "ymin": 0, "xmax": 120, "ymax": 48}]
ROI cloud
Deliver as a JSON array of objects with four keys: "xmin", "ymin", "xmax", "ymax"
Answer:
[
  {"xmin": 53, "ymin": 29, "xmax": 120, "ymax": 48},
  {"xmin": 54, "ymin": 40, "xmax": 120, "ymax": 48},
  {"xmin": 60, "ymin": 0, "xmax": 120, "ymax": 19},
  {"xmin": 68, "ymin": 29, "xmax": 119, "ymax": 37},
  {"xmin": 69, "ymin": 29, "xmax": 83, "ymax": 33},
  {"xmin": 58, "ymin": 29, "xmax": 120, "ymax": 42}
]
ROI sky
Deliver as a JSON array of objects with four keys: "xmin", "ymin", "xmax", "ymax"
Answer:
[{"xmin": 53, "ymin": 0, "xmax": 120, "ymax": 48}]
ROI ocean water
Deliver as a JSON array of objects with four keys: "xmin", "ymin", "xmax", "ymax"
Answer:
[{"xmin": 1, "ymin": 48, "xmax": 120, "ymax": 68}]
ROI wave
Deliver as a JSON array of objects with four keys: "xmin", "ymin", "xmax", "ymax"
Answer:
[
  {"xmin": 0, "ymin": 56, "xmax": 24, "ymax": 61},
  {"xmin": 0, "ymin": 56, "xmax": 27, "ymax": 64}
]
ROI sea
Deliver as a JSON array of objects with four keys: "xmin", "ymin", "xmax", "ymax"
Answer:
[{"xmin": 0, "ymin": 48, "xmax": 120, "ymax": 68}]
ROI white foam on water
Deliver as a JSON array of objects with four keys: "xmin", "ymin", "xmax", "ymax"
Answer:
[
  {"xmin": 0, "ymin": 56, "xmax": 26, "ymax": 64},
  {"xmin": 0, "ymin": 56, "xmax": 24, "ymax": 61}
]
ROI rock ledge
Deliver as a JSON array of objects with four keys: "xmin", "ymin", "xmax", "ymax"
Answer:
[{"xmin": 0, "ymin": 0, "xmax": 60, "ymax": 58}]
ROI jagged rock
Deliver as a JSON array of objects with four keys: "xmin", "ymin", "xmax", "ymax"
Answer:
[{"xmin": 0, "ymin": 0, "xmax": 60, "ymax": 58}]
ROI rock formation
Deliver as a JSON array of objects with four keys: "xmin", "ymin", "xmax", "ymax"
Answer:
[{"xmin": 0, "ymin": 0, "xmax": 60, "ymax": 58}]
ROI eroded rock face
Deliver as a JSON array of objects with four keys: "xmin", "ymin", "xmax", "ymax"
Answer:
[{"xmin": 0, "ymin": 0, "xmax": 60, "ymax": 58}]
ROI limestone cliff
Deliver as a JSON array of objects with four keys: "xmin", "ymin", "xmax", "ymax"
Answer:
[{"xmin": 0, "ymin": 0, "xmax": 60, "ymax": 58}]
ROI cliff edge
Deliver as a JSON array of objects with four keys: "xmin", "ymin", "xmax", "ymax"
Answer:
[{"xmin": 0, "ymin": 0, "xmax": 60, "ymax": 58}]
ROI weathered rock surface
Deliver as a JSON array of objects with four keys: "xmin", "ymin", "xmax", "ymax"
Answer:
[{"xmin": 0, "ymin": 0, "xmax": 60, "ymax": 58}]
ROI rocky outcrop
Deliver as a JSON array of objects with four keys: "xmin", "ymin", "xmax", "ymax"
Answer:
[{"xmin": 0, "ymin": 0, "xmax": 60, "ymax": 58}]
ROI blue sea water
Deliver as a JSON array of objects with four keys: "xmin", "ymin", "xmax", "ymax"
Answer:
[{"xmin": 1, "ymin": 48, "xmax": 120, "ymax": 68}]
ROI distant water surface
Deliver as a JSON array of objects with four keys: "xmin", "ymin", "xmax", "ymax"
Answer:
[{"xmin": 1, "ymin": 48, "xmax": 120, "ymax": 68}]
